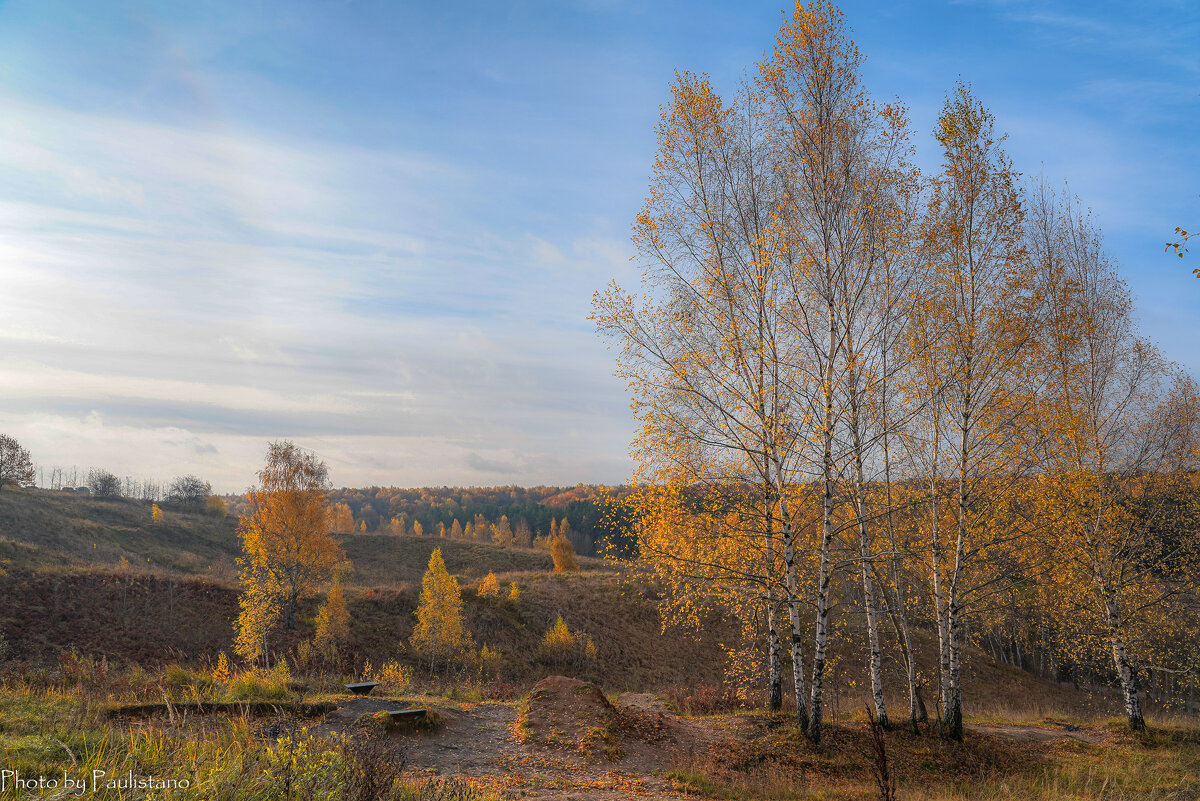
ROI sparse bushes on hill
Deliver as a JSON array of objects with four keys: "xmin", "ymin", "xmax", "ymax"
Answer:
[
  {"xmin": 538, "ymin": 615, "xmax": 596, "ymax": 669},
  {"xmin": 206, "ymin": 494, "xmax": 227, "ymax": 516},
  {"xmin": 87, "ymin": 468, "xmax": 122, "ymax": 498},
  {"xmin": 166, "ymin": 474, "xmax": 210, "ymax": 509}
]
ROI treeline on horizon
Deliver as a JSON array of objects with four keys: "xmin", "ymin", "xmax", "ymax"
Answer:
[{"xmin": 225, "ymin": 484, "xmax": 636, "ymax": 559}]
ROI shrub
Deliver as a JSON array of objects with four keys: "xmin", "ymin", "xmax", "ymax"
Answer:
[
  {"xmin": 373, "ymin": 659, "xmax": 413, "ymax": 690},
  {"xmin": 664, "ymin": 684, "xmax": 741, "ymax": 716},
  {"xmin": 537, "ymin": 616, "xmax": 596, "ymax": 669},
  {"xmin": 551, "ymin": 533, "xmax": 579, "ymax": 572},
  {"xmin": 477, "ymin": 572, "xmax": 500, "ymax": 597},
  {"xmin": 212, "ymin": 652, "xmax": 231, "ymax": 683},
  {"xmin": 508, "ymin": 582, "xmax": 520, "ymax": 602},
  {"xmin": 314, "ymin": 581, "xmax": 350, "ymax": 663},
  {"xmin": 476, "ymin": 645, "xmax": 503, "ymax": 679},
  {"xmin": 87, "ymin": 469, "xmax": 122, "ymax": 498}
]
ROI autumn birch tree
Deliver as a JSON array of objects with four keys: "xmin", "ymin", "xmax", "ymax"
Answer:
[
  {"xmin": 593, "ymin": 65, "xmax": 812, "ymax": 720},
  {"xmin": 1033, "ymin": 184, "xmax": 1200, "ymax": 731},
  {"xmin": 236, "ymin": 441, "xmax": 346, "ymax": 643},
  {"xmin": 761, "ymin": 1, "xmax": 885, "ymax": 742},
  {"xmin": 920, "ymin": 82, "xmax": 1038, "ymax": 740}
]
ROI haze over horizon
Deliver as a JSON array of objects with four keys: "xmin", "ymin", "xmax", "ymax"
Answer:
[{"xmin": 0, "ymin": 0, "xmax": 1195, "ymax": 493}]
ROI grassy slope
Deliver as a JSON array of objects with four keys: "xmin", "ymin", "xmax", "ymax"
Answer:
[
  {"xmin": 0, "ymin": 487, "xmax": 588, "ymax": 585},
  {"xmin": 0, "ymin": 488, "xmax": 240, "ymax": 575},
  {"xmin": 0, "ymin": 487, "xmax": 1125, "ymax": 712}
]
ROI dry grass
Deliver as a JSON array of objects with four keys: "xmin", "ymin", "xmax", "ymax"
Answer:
[{"xmin": 668, "ymin": 712, "xmax": 1200, "ymax": 801}]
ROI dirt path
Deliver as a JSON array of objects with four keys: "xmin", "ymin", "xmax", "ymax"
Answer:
[
  {"xmin": 316, "ymin": 694, "xmax": 722, "ymax": 800},
  {"xmin": 966, "ymin": 721, "xmax": 1107, "ymax": 744},
  {"xmin": 312, "ymin": 696, "xmax": 1116, "ymax": 799}
]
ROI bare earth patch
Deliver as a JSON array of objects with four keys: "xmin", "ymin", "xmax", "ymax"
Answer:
[
  {"xmin": 312, "ymin": 678, "xmax": 729, "ymax": 799},
  {"xmin": 967, "ymin": 720, "xmax": 1108, "ymax": 744}
]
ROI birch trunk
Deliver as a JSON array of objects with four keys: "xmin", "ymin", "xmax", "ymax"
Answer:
[
  {"xmin": 847, "ymin": 335, "xmax": 888, "ymax": 729},
  {"xmin": 775, "ymin": 469, "xmax": 810, "ymax": 731},
  {"xmin": 1104, "ymin": 596, "xmax": 1146, "ymax": 732},
  {"xmin": 807, "ymin": 288, "xmax": 837, "ymax": 744},
  {"xmin": 880, "ymin": 348, "xmax": 921, "ymax": 732},
  {"xmin": 768, "ymin": 603, "xmax": 783, "ymax": 713},
  {"xmin": 851, "ymin": 431, "xmax": 888, "ymax": 728}
]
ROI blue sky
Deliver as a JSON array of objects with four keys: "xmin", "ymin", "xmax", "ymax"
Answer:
[{"xmin": 0, "ymin": 0, "xmax": 1195, "ymax": 492}]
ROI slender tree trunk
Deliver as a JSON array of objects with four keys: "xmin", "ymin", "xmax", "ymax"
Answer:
[
  {"xmin": 944, "ymin": 589, "xmax": 964, "ymax": 741},
  {"xmin": 775, "ymin": 473, "xmax": 810, "ymax": 731},
  {"xmin": 807, "ymin": 290, "xmax": 837, "ymax": 744},
  {"xmin": 847, "ymin": 343, "xmax": 888, "ymax": 728},
  {"xmin": 1104, "ymin": 596, "xmax": 1146, "ymax": 732},
  {"xmin": 944, "ymin": 410, "xmax": 969, "ymax": 742},
  {"xmin": 930, "ymin": 479, "xmax": 950, "ymax": 721},
  {"xmin": 880, "ymin": 366, "xmax": 920, "ymax": 733},
  {"xmin": 852, "ymin": 445, "xmax": 888, "ymax": 728},
  {"xmin": 768, "ymin": 603, "xmax": 783, "ymax": 713}
]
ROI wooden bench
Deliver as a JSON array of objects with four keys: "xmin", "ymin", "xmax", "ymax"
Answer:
[
  {"xmin": 344, "ymin": 681, "xmax": 381, "ymax": 696},
  {"xmin": 387, "ymin": 708, "xmax": 428, "ymax": 723}
]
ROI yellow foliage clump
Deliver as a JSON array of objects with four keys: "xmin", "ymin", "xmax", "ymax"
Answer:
[
  {"xmin": 478, "ymin": 572, "xmax": 500, "ymax": 597},
  {"xmin": 212, "ymin": 652, "xmax": 231, "ymax": 684},
  {"xmin": 313, "ymin": 581, "xmax": 350, "ymax": 662},
  {"xmin": 538, "ymin": 615, "xmax": 596, "ymax": 667},
  {"xmin": 551, "ymin": 533, "xmax": 579, "ymax": 572},
  {"xmin": 151, "ymin": 504, "xmax": 163, "ymax": 522},
  {"xmin": 476, "ymin": 644, "xmax": 503, "ymax": 678},
  {"xmin": 371, "ymin": 659, "xmax": 412, "ymax": 689},
  {"xmin": 508, "ymin": 582, "xmax": 520, "ymax": 602}
]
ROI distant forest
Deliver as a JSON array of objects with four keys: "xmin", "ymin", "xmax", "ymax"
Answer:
[{"xmin": 225, "ymin": 485, "xmax": 634, "ymax": 558}]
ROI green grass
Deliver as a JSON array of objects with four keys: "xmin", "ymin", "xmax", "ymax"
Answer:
[{"xmin": 0, "ymin": 681, "xmax": 498, "ymax": 800}]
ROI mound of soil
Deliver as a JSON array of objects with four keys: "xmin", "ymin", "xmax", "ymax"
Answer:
[{"xmin": 519, "ymin": 675, "xmax": 621, "ymax": 759}]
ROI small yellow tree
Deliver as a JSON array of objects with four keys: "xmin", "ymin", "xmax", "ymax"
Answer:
[
  {"xmin": 212, "ymin": 651, "xmax": 231, "ymax": 684},
  {"xmin": 538, "ymin": 615, "xmax": 596, "ymax": 668},
  {"xmin": 314, "ymin": 580, "xmax": 350, "ymax": 662},
  {"xmin": 234, "ymin": 581, "xmax": 281, "ymax": 664},
  {"xmin": 491, "ymin": 515, "xmax": 514, "ymax": 546},
  {"xmin": 236, "ymin": 441, "xmax": 347, "ymax": 666},
  {"xmin": 551, "ymin": 533, "xmax": 579, "ymax": 572},
  {"xmin": 151, "ymin": 504, "xmax": 163, "ymax": 522},
  {"xmin": 508, "ymin": 582, "xmax": 520, "ymax": 602},
  {"xmin": 478, "ymin": 572, "xmax": 500, "ymax": 597},
  {"xmin": 330, "ymin": 503, "xmax": 355, "ymax": 532},
  {"xmin": 410, "ymin": 548, "xmax": 472, "ymax": 674}
]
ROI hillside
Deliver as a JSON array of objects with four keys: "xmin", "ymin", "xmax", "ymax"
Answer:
[
  {"xmin": 0, "ymin": 486, "xmax": 1125, "ymax": 716},
  {"xmin": 0, "ymin": 487, "xmax": 241, "ymax": 575},
  {"xmin": 0, "ymin": 487, "xmax": 596, "ymax": 586}
]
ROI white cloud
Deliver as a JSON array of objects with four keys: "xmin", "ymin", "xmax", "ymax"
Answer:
[{"xmin": 0, "ymin": 98, "xmax": 636, "ymax": 490}]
